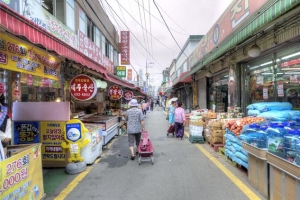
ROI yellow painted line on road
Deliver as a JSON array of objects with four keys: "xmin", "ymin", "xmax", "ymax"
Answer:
[
  {"xmin": 54, "ymin": 137, "xmax": 118, "ymax": 200},
  {"xmin": 184, "ymin": 131, "xmax": 261, "ymax": 200}
]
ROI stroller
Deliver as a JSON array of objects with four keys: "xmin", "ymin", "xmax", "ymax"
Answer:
[{"xmin": 138, "ymin": 130, "xmax": 154, "ymax": 165}]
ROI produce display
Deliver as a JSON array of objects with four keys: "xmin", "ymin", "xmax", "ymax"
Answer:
[{"xmin": 225, "ymin": 117, "xmax": 265, "ymax": 136}]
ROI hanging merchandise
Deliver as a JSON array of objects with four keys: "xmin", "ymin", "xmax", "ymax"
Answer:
[
  {"xmin": 263, "ymin": 87, "xmax": 268, "ymax": 100},
  {"xmin": 108, "ymin": 85, "xmax": 123, "ymax": 100},
  {"xmin": 278, "ymin": 84, "xmax": 284, "ymax": 97}
]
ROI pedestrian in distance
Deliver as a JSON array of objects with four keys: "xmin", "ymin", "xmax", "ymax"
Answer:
[
  {"xmin": 150, "ymin": 100, "xmax": 154, "ymax": 111},
  {"xmin": 142, "ymin": 100, "xmax": 147, "ymax": 117},
  {"xmin": 174, "ymin": 101, "xmax": 186, "ymax": 140},
  {"xmin": 125, "ymin": 99, "xmax": 145, "ymax": 160}
]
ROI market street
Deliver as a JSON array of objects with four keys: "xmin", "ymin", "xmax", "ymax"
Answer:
[{"xmin": 45, "ymin": 109, "xmax": 265, "ymax": 200}]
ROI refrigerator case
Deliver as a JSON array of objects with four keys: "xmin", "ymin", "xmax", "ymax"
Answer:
[
  {"xmin": 80, "ymin": 115, "xmax": 119, "ymax": 146},
  {"xmin": 81, "ymin": 123, "xmax": 103, "ymax": 164}
]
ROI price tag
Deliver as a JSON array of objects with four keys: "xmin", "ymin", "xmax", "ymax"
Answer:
[
  {"xmin": 256, "ymin": 76, "xmax": 264, "ymax": 84},
  {"xmin": 290, "ymin": 75, "xmax": 298, "ymax": 83}
]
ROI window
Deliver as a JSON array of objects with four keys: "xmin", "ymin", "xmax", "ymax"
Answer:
[
  {"xmin": 79, "ymin": 9, "xmax": 87, "ymax": 35},
  {"xmin": 42, "ymin": 0, "xmax": 75, "ymax": 31},
  {"xmin": 94, "ymin": 27, "xmax": 101, "ymax": 47},
  {"xmin": 105, "ymin": 40, "xmax": 109, "ymax": 57},
  {"xmin": 66, "ymin": 0, "xmax": 75, "ymax": 31},
  {"xmin": 109, "ymin": 44, "xmax": 113, "ymax": 61},
  {"xmin": 102, "ymin": 35, "xmax": 106, "ymax": 57}
]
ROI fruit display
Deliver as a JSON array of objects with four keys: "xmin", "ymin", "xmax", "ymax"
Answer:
[{"xmin": 225, "ymin": 117, "xmax": 265, "ymax": 136}]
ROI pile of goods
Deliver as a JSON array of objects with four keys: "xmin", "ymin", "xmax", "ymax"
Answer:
[
  {"xmin": 247, "ymin": 102, "xmax": 300, "ymax": 121},
  {"xmin": 225, "ymin": 117, "xmax": 265, "ymax": 136},
  {"xmin": 225, "ymin": 130, "xmax": 249, "ymax": 169},
  {"xmin": 205, "ymin": 120, "xmax": 226, "ymax": 144}
]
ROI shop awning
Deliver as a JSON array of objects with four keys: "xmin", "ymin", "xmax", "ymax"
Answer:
[
  {"xmin": 0, "ymin": 4, "xmax": 108, "ymax": 78},
  {"xmin": 172, "ymin": 71, "xmax": 192, "ymax": 86},
  {"xmin": 107, "ymin": 73, "xmax": 136, "ymax": 89}
]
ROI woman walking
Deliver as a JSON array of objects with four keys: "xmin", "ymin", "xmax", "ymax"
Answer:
[
  {"xmin": 168, "ymin": 101, "xmax": 176, "ymax": 125},
  {"xmin": 174, "ymin": 101, "xmax": 186, "ymax": 139},
  {"xmin": 126, "ymin": 99, "xmax": 145, "ymax": 160}
]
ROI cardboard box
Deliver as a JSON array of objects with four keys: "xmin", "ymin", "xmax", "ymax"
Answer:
[
  {"xmin": 210, "ymin": 130, "xmax": 223, "ymax": 137},
  {"xmin": 190, "ymin": 121, "xmax": 204, "ymax": 126},
  {"xmin": 208, "ymin": 121, "xmax": 222, "ymax": 127},
  {"xmin": 211, "ymin": 136, "xmax": 223, "ymax": 144}
]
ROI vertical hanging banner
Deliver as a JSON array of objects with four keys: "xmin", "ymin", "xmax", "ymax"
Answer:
[
  {"xmin": 120, "ymin": 31, "xmax": 130, "ymax": 65},
  {"xmin": 127, "ymin": 69, "xmax": 132, "ymax": 81}
]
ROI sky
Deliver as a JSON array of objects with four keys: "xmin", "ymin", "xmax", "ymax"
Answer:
[{"xmin": 100, "ymin": 0, "xmax": 233, "ymax": 89}]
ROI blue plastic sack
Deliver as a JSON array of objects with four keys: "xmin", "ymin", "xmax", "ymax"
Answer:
[
  {"xmin": 247, "ymin": 110, "xmax": 261, "ymax": 116},
  {"xmin": 258, "ymin": 110, "xmax": 291, "ymax": 121},
  {"xmin": 225, "ymin": 149, "xmax": 234, "ymax": 158},
  {"xmin": 240, "ymin": 160, "xmax": 249, "ymax": 169},
  {"xmin": 224, "ymin": 134, "xmax": 236, "ymax": 143},
  {"xmin": 225, "ymin": 139, "xmax": 232, "ymax": 146},
  {"xmin": 226, "ymin": 145, "xmax": 237, "ymax": 153},
  {"xmin": 235, "ymin": 151, "xmax": 248, "ymax": 163},
  {"xmin": 247, "ymin": 102, "xmax": 292, "ymax": 112},
  {"xmin": 238, "ymin": 135, "xmax": 247, "ymax": 141},
  {"xmin": 288, "ymin": 110, "xmax": 300, "ymax": 120}
]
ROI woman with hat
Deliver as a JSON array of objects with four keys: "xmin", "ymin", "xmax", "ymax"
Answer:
[{"xmin": 126, "ymin": 99, "xmax": 145, "ymax": 160}]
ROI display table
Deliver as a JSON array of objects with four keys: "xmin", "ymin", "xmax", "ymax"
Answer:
[
  {"xmin": 266, "ymin": 152, "xmax": 300, "ymax": 200},
  {"xmin": 81, "ymin": 124, "xmax": 103, "ymax": 164},
  {"xmin": 2, "ymin": 144, "xmax": 45, "ymax": 200},
  {"xmin": 242, "ymin": 142, "xmax": 268, "ymax": 198},
  {"xmin": 80, "ymin": 115, "xmax": 119, "ymax": 147}
]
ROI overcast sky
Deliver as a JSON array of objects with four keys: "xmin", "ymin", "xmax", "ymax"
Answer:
[{"xmin": 100, "ymin": 0, "xmax": 232, "ymax": 88}]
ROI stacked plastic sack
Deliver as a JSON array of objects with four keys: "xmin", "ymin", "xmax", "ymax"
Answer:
[
  {"xmin": 247, "ymin": 102, "xmax": 300, "ymax": 121},
  {"xmin": 224, "ymin": 129, "xmax": 249, "ymax": 169}
]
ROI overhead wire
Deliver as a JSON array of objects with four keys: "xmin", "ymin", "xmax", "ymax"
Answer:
[
  {"xmin": 153, "ymin": 0, "xmax": 188, "ymax": 58},
  {"xmin": 133, "ymin": 0, "xmax": 188, "ymax": 35},
  {"xmin": 115, "ymin": 0, "xmax": 178, "ymax": 53},
  {"xmin": 142, "ymin": 0, "xmax": 151, "ymax": 60},
  {"xmin": 105, "ymin": 0, "xmax": 168, "ymax": 69},
  {"xmin": 137, "ymin": 0, "xmax": 149, "ymax": 60},
  {"xmin": 148, "ymin": 0, "xmax": 153, "ymax": 59},
  {"xmin": 154, "ymin": 1, "xmax": 190, "ymax": 35}
]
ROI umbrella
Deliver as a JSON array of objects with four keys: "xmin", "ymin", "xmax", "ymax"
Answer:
[{"xmin": 168, "ymin": 97, "xmax": 178, "ymax": 105}]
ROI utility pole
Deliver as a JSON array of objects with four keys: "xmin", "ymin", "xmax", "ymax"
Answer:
[{"xmin": 146, "ymin": 60, "xmax": 153, "ymax": 95}]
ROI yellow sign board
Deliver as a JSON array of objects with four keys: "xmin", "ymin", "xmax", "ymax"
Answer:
[
  {"xmin": 1, "ymin": 144, "xmax": 44, "ymax": 200},
  {"xmin": 0, "ymin": 33, "xmax": 61, "ymax": 80},
  {"xmin": 40, "ymin": 121, "xmax": 66, "ymax": 161}
]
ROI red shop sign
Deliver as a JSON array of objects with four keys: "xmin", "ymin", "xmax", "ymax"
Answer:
[
  {"xmin": 108, "ymin": 85, "xmax": 123, "ymax": 100},
  {"xmin": 123, "ymin": 91, "xmax": 133, "ymax": 101},
  {"xmin": 70, "ymin": 74, "xmax": 97, "ymax": 101}
]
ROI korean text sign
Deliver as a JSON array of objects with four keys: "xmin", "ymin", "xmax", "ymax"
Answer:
[
  {"xmin": 14, "ymin": 122, "xmax": 40, "ymax": 144},
  {"xmin": 127, "ymin": 69, "xmax": 132, "ymax": 80},
  {"xmin": 123, "ymin": 91, "xmax": 133, "ymax": 101},
  {"xmin": 108, "ymin": 85, "xmax": 123, "ymax": 100},
  {"xmin": 116, "ymin": 66, "xmax": 126, "ymax": 77},
  {"xmin": 1, "ymin": 144, "xmax": 44, "ymax": 200},
  {"xmin": 120, "ymin": 31, "xmax": 130, "ymax": 65},
  {"xmin": 69, "ymin": 75, "xmax": 97, "ymax": 101},
  {"xmin": 0, "ymin": 34, "xmax": 61, "ymax": 80},
  {"xmin": 40, "ymin": 121, "xmax": 66, "ymax": 161}
]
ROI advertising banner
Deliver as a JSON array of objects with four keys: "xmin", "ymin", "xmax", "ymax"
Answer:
[
  {"xmin": 120, "ymin": 31, "xmax": 130, "ymax": 65},
  {"xmin": 123, "ymin": 91, "xmax": 133, "ymax": 101},
  {"xmin": 40, "ymin": 121, "xmax": 66, "ymax": 161},
  {"xmin": 0, "ymin": 0, "xmax": 20, "ymax": 13},
  {"xmin": 108, "ymin": 85, "xmax": 123, "ymax": 100},
  {"xmin": 22, "ymin": 0, "xmax": 78, "ymax": 49},
  {"xmin": 189, "ymin": 0, "xmax": 268, "ymax": 67},
  {"xmin": 69, "ymin": 74, "xmax": 97, "ymax": 101},
  {"xmin": 0, "ymin": 34, "xmax": 61, "ymax": 80},
  {"xmin": 78, "ymin": 30, "xmax": 102, "ymax": 66},
  {"xmin": 127, "ymin": 69, "xmax": 132, "ymax": 80},
  {"xmin": 102, "ymin": 55, "xmax": 114, "ymax": 74},
  {"xmin": 116, "ymin": 66, "xmax": 126, "ymax": 77},
  {"xmin": 1, "ymin": 144, "xmax": 44, "ymax": 200},
  {"xmin": 14, "ymin": 121, "xmax": 40, "ymax": 144}
]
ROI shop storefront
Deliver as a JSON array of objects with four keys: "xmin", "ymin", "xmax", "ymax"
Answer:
[{"xmin": 243, "ymin": 43, "xmax": 300, "ymax": 111}]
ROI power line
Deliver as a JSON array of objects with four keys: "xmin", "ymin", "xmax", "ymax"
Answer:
[
  {"xmin": 148, "ymin": 0, "xmax": 153, "ymax": 59},
  {"xmin": 153, "ymin": 0, "xmax": 188, "ymax": 58},
  {"xmin": 133, "ymin": 0, "xmax": 188, "ymax": 36},
  {"xmin": 137, "ymin": 0, "xmax": 148, "ymax": 60},
  {"xmin": 105, "ymin": 0, "xmax": 169, "ymax": 69},
  {"xmin": 154, "ymin": 1, "xmax": 190, "ymax": 35},
  {"xmin": 142, "ymin": 0, "xmax": 151, "ymax": 60}
]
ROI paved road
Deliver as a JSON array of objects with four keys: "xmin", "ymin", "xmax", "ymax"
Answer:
[{"xmin": 47, "ymin": 109, "xmax": 265, "ymax": 200}]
